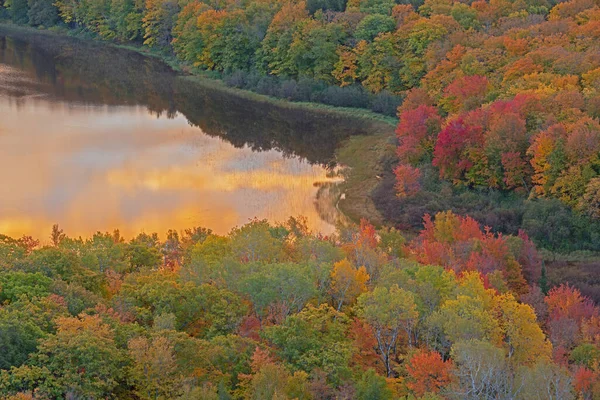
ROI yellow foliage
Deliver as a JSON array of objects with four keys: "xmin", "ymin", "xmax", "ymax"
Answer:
[
  {"xmin": 332, "ymin": 46, "xmax": 358, "ymax": 87},
  {"xmin": 495, "ymin": 293, "xmax": 552, "ymax": 365},
  {"xmin": 330, "ymin": 259, "xmax": 370, "ymax": 310}
]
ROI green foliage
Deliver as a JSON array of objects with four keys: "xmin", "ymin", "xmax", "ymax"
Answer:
[
  {"xmin": 230, "ymin": 219, "xmax": 286, "ymax": 263},
  {"xmin": 5, "ymin": 0, "xmax": 29, "ymax": 24},
  {"xmin": 0, "ymin": 303, "xmax": 47, "ymax": 369},
  {"xmin": 263, "ymin": 304, "xmax": 353, "ymax": 384},
  {"xmin": 0, "ymin": 271, "xmax": 52, "ymax": 302},
  {"xmin": 306, "ymin": 0, "xmax": 346, "ymax": 14},
  {"xmin": 355, "ymin": 369, "xmax": 393, "ymax": 400},
  {"xmin": 522, "ymin": 199, "xmax": 600, "ymax": 253},
  {"xmin": 22, "ymin": 247, "xmax": 81, "ymax": 282},
  {"xmin": 570, "ymin": 343, "xmax": 600, "ymax": 369},
  {"xmin": 0, "ymin": 235, "xmax": 27, "ymax": 269},
  {"xmin": 6, "ymin": 315, "xmax": 127, "ymax": 398},
  {"xmin": 143, "ymin": 0, "xmax": 179, "ymax": 48},
  {"xmin": 355, "ymin": 0, "xmax": 396, "ymax": 15},
  {"xmin": 0, "ymin": 218, "xmax": 585, "ymax": 398},
  {"xmin": 27, "ymin": 0, "xmax": 58, "ymax": 26},
  {"xmin": 116, "ymin": 271, "xmax": 247, "ymax": 337},
  {"xmin": 355, "ymin": 14, "xmax": 396, "ymax": 42},
  {"xmin": 238, "ymin": 262, "xmax": 316, "ymax": 321},
  {"xmin": 450, "ymin": 3, "xmax": 480, "ymax": 30},
  {"xmin": 185, "ymin": 235, "xmax": 233, "ymax": 284}
]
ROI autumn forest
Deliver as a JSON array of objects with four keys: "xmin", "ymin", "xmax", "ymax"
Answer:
[{"xmin": 1, "ymin": 0, "xmax": 600, "ymax": 397}]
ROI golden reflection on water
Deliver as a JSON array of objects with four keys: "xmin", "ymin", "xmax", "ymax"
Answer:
[{"xmin": 0, "ymin": 93, "xmax": 341, "ymax": 240}]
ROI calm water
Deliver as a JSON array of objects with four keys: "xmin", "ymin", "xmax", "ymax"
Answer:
[{"xmin": 0, "ymin": 29, "xmax": 377, "ymax": 239}]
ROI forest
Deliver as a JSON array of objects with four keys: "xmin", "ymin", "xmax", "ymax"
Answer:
[
  {"xmin": 2, "ymin": 0, "xmax": 600, "ymax": 397},
  {"xmin": 0, "ymin": 216, "xmax": 598, "ymax": 399}
]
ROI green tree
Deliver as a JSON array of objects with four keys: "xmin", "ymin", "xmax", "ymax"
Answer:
[
  {"xmin": 0, "ymin": 302, "xmax": 49, "ymax": 369},
  {"xmin": 116, "ymin": 271, "xmax": 247, "ymax": 337},
  {"xmin": 287, "ymin": 19, "xmax": 346, "ymax": 83},
  {"xmin": 110, "ymin": 0, "xmax": 145, "ymax": 41},
  {"xmin": 27, "ymin": 0, "xmax": 58, "ymax": 26},
  {"xmin": 357, "ymin": 285, "xmax": 418, "ymax": 376},
  {"xmin": 126, "ymin": 234, "xmax": 162, "ymax": 271},
  {"xmin": 185, "ymin": 235, "xmax": 233, "ymax": 285},
  {"xmin": 263, "ymin": 304, "xmax": 354, "ymax": 385},
  {"xmin": 355, "ymin": 369, "xmax": 393, "ymax": 400},
  {"xmin": 5, "ymin": 315, "xmax": 126, "ymax": 398},
  {"xmin": 23, "ymin": 247, "xmax": 82, "ymax": 283},
  {"xmin": 239, "ymin": 262, "xmax": 316, "ymax": 323},
  {"xmin": 0, "ymin": 272, "xmax": 52, "ymax": 303},
  {"xmin": 355, "ymin": 14, "xmax": 395, "ymax": 42},
  {"xmin": 5, "ymin": 0, "xmax": 29, "ymax": 24},
  {"xmin": 230, "ymin": 219, "xmax": 286, "ymax": 263}
]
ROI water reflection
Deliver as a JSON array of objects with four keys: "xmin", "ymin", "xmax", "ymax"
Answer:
[{"xmin": 0, "ymin": 30, "xmax": 372, "ymax": 239}]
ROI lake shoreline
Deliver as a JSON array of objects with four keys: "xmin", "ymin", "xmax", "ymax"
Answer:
[
  {"xmin": 0, "ymin": 23, "xmax": 397, "ymax": 127},
  {"xmin": 0, "ymin": 22, "xmax": 397, "ymax": 228}
]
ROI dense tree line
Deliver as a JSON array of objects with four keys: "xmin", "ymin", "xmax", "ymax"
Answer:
[
  {"xmin": 0, "ymin": 215, "xmax": 599, "ymax": 398},
  {"xmin": 0, "ymin": 0, "xmax": 408, "ymax": 115},
  {"xmin": 386, "ymin": 0, "xmax": 600, "ymax": 244}
]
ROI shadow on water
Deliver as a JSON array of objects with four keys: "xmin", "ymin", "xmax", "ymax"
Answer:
[{"xmin": 0, "ymin": 28, "xmax": 381, "ymax": 165}]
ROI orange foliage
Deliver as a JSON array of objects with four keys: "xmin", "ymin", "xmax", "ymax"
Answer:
[
  {"xmin": 349, "ymin": 319, "xmax": 384, "ymax": 374},
  {"xmin": 250, "ymin": 346, "xmax": 275, "ymax": 373},
  {"xmin": 405, "ymin": 350, "xmax": 454, "ymax": 397},
  {"xmin": 545, "ymin": 284, "xmax": 598, "ymax": 324},
  {"xmin": 412, "ymin": 212, "xmax": 529, "ymax": 294}
]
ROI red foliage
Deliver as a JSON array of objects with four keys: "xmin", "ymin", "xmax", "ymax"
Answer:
[
  {"xmin": 552, "ymin": 345, "xmax": 570, "ymax": 366},
  {"xmin": 405, "ymin": 350, "xmax": 454, "ymax": 397},
  {"xmin": 394, "ymin": 164, "xmax": 421, "ymax": 198},
  {"xmin": 238, "ymin": 316, "xmax": 262, "ymax": 341},
  {"xmin": 396, "ymin": 105, "xmax": 442, "ymax": 163},
  {"xmin": 348, "ymin": 318, "xmax": 384, "ymax": 374},
  {"xmin": 412, "ymin": 212, "xmax": 530, "ymax": 294},
  {"xmin": 574, "ymin": 367, "xmax": 597, "ymax": 395},
  {"xmin": 398, "ymin": 88, "xmax": 434, "ymax": 114},
  {"xmin": 358, "ymin": 219, "xmax": 378, "ymax": 249},
  {"xmin": 433, "ymin": 116, "xmax": 483, "ymax": 180},
  {"xmin": 565, "ymin": 118, "xmax": 600, "ymax": 163},
  {"xmin": 502, "ymin": 152, "xmax": 528, "ymax": 189},
  {"xmin": 442, "ymin": 75, "xmax": 489, "ymax": 113}
]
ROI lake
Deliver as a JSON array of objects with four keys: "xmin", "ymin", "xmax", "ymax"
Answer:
[{"xmin": 0, "ymin": 28, "xmax": 378, "ymax": 240}]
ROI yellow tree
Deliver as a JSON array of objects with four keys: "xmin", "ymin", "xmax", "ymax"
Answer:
[
  {"xmin": 527, "ymin": 124, "xmax": 566, "ymax": 197},
  {"xmin": 495, "ymin": 293, "xmax": 552, "ymax": 365},
  {"xmin": 332, "ymin": 45, "xmax": 358, "ymax": 87},
  {"xmin": 437, "ymin": 272, "xmax": 503, "ymax": 346},
  {"xmin": 330, "ymin": 259, "xmax": 369, "ymax": 311}
]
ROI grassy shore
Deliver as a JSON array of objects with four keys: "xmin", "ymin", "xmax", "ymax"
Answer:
[
  {"xmin": 336, "ymin": 133, "xmax": 396, "ymax": 226},
  {"xmin": 0, "ymin": 22, "xmax": 398, "ymax": 225}
]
